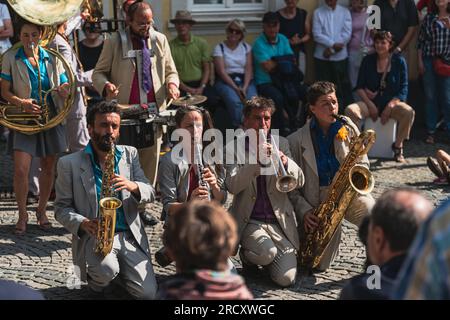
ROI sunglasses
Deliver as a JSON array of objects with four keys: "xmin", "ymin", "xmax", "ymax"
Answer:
[{"xmin": 227, "ymin": 28, "xmax": 242, "ymax": 35}]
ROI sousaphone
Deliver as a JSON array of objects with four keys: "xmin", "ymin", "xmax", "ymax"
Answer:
[{"xmin": 0, "ymin": 0, "xmax": 83, "ymax": 135}]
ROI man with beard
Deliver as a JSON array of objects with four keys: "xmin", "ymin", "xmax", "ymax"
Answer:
[
  {"xmin": 93, "ymin": 0, "xmax": 179, "ymax": 226},
  {"xmin": 54, "ymin": 101, "xmax": 157, "ymax": 299}
]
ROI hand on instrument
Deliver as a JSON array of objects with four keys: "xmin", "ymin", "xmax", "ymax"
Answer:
[
  {"xmin": 167, "ymin": 83, "xmax": 180, "ymax": 100},
  {"xmin": 80, "ymin": 218, "xmax": 98, "ymax": 237},
  {"xmin": 20, "ymin": 98, "xmax": 42, "ymax": 114},
  {"xmin": 112, "ymin": 174, "xmax": 140, "ymax": 195},
  {"xmin": 190, "ymin": 185, "xmax": 210, "ymax": 200},
  {"xmin": 202, "ymin": 167, "xmax": 218, "ymax": 191},
  {"xmin": 56, "ymin": 83, "xmax": 70, "ymax": 99},
  {"xmin": 278, "ymin": 150, "xmax": 288, "ymax": 167},
  {"xmin": 105, "ymin": 82, "xmax": 120, "ymax": 100},
  {"xmin": 304, "ymin": 210, "xmax": 319, "ymax": 233}
]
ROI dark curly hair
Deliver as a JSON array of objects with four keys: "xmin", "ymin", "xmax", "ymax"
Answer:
[{"xmin": 86, "ymin": 100, "xmax": 120, "ymax": 127}]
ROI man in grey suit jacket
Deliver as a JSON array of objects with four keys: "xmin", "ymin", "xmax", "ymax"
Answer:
[
  {"xmin": 54, "ymin": 101, "xmax": 157, "ymax": 299},
  {"xmin": 50, "ymin": 21, "xmax": 93, "ymax": 152},
  {"xmin": 225, "ymin": 96, "xmax": 305, "ymax": 287}
]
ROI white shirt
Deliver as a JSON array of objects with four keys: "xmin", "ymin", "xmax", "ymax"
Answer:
[
  {"xmin": 212, "ymin": 41, "xmax": 251, "ymax": 75},
  {"xmin": 312, "ymin": 4, "xmax": 352, "ymax": 61},
  {"xmin": 0, "ymin": 4, "xmax": 11, "ymax": 54}
]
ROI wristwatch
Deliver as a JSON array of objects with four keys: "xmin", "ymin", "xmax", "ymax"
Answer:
[
  {"xmin": 200, "ymin": 83, "xmax": 206, "ymax": 88},
  {"xmin": 395, "ymin": 46, "xmax": 402, "ymax": 53}
]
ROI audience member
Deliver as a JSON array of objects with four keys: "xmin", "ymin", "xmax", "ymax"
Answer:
[
  {"xmin": 417, "ymin": 0, "xmax": 450, "ymax": 145},
  {"xmin": 277, "ymin": 0, "xmax": 311, "ymax": 75},
  {"xmin": 313, "ymin": 0, "xmax": 354, "ymax": 110},
  {"xmin": 394, "ymin": 198, "xmax": 450, "ymax": 299},
  {"xmin": 345, "ymin": 31, "xmax": 414, "ymax": 163},
  {"xmin": 339, "ymin": 188, "xmax": 432, "ymax": 299},
  {"xmin": 213, "ymin": 19, "xmax": 257, "ymax": 129},
  {"xmin": 158, "ymin": 200, "xmax": 253, "ymax": 300}
]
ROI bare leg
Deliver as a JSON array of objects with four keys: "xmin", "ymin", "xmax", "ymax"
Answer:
[
  {"xmin": 13, "ymin": 150, "xmax": 32, "ymax": 231},
  {"xmin": 437, "ymin": 150, "xmax": 450, "ymax": 175},
  {"xmin": 36, "ymin": 155, "xmax": 57, "ymax": 226}
]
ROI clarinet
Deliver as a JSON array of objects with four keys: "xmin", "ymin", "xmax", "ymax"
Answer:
[{"xmin": 194, "ymin": 141, "xmax": 211, "ymax": 201}]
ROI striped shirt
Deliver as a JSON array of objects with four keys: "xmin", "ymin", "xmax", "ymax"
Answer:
[
  {"xmin": 417, "ymin": 13, "xmax": 450, "ymax": 62},
  {"xmin": 393, "ymin": 199, "xmax": 450, "ymax": 300}
]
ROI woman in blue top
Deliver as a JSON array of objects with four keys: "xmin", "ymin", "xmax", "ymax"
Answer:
[
  {"xmin": 344, "ymin": 30, "xmax": 415, "ymax": 162},
  {"xmin": 1, "ymin": 21, "xmax": 69, "ymax": 235}
]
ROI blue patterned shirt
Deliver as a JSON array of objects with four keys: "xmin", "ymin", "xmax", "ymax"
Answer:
[
  {"xmin": 311, "ymin": 117, "xmax": 343, "ymax": 186},
  {"xmin": 84, "ymin": 142, "xmax": 128, "ymax": 232}
]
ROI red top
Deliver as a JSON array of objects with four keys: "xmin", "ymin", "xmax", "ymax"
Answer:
[{"xmin": 187, "ymin": 166, "xmax": 199, "ymax": 200}]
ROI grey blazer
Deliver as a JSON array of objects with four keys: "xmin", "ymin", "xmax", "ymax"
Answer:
[
  {"xmin": 54, "ymin": 145, "xmax": 155, "ymax": 281},
  {"xmin": 225, "ymin": 134, "xmax": 305, "ymax": 252},
  {"xmin": 49, "ymin": 34, "xmax": 93, "ymax": 119},
  {"xmin": 158, "ymin": 149, "xmax": 227, "ymax": 222}
]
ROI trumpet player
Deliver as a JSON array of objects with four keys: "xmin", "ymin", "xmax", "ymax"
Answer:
[
  {"xmin": 155, "ymin": 105, "xmax": 227, "ymax": 266},
  {"xmin": 54, "ymin": 101, "xmax": 157, "ymax": 299},
  {"xmin": 225, "ymin": 96, "xmax": 304, "ymax": 287},
  {"xmin": 287, "ymin": 81, "xmax": 375, "ymax": 271}
]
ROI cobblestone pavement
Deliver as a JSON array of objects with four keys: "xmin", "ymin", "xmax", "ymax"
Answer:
[{"xmin": 0, "ymin": 135, "xmax": 449, "ymax": 300}]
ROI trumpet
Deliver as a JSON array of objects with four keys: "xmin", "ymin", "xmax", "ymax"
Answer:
[{"xmin": 260, "ymin": 130, "xmax": 297, "ymax": 193}]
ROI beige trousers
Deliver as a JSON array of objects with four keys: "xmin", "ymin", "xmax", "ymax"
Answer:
[
  {"xmin": 315, "ymin": 186, "xmax": 375, "ymax": 271},
  {"xmin": 137, "ymin": 126, "xmax": 162, "ymax": 187},
  {"xmin": 345, "ymin": 101, "xmax": 415, "ymax": 144},
  {"xmin": 85, "ymin": 231, "xmax": 157, "ymax": 299},
  {"xmin": 240, "ymin": 220, "xmax": 297, "ymax": 287}
]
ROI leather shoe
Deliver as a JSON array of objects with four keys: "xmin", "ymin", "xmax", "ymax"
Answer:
[{"xmin": 139, "ymin": 211, "xmax": 159, "ymax": 226}]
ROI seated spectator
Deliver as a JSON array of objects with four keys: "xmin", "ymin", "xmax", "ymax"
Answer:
[
  {"xmin": 427, "ymin": 149, "xmax": 450, "ymax": 185},
  {"xmin": 158, "ymin": 200, "xmax": 253, "ymax": 300},
  {"xmin": 213, "ymin": 19, "xmax": 257, "ymax": 128},
  {"xmin": 339, "ymin": 188, "xmax": 433, "ymax": 300},
  {"xmin": 169, "ymin": 10, "xmax": 220, "ymax": 113},
  {"xmin": 394, "ymin": 198, "xmax": 450, "ymax": 299},
  {"xmin": 0, "ymin": 2, "xmax": 13, "ymax": 54},
  {"xmin": 345, "ymin": 31, "xmax": 415, "ymax": 163},
  {"xmin": 277, "ymin": 0, "xmax": 311, "ymax": 75},
  {"xmin": 253, "ymin": 12, "xmax": 306, "ymax": 135}
]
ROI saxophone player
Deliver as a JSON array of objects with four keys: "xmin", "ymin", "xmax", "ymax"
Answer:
[
  {"xmin": 287, "ymin": 81, "xmax": 375, "ymax": 271},
  {"xmin": 225, "ymin": 96, "xmax": 304, "ymax": 287},
  {"xmin": 54, "ymin": 101, "xmax": 157, "ymax": 299}
]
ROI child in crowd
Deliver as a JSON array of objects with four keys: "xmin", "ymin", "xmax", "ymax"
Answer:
[{"xmin": 158, "ymin": 200, "xmax": 253, "ymax": 300}]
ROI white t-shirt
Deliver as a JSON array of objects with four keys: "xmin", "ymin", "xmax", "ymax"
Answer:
[
  {"xmin": 0, "ymin": 4, "xmax": 12, "ymax": 54},
  {"xmin": 212, "ymin": 41, "xmax": 251, "ymax": 75}
]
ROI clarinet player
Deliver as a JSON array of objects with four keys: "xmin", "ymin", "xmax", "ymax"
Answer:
[
  {"xmin": 155, "ymin": 105, "xmax": 227, "ymax": 266},
  {"xmin": 54, "ymin": 101, "xmax": 157, "ymax": 299}
]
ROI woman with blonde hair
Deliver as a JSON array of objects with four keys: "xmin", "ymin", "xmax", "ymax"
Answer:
[{"xmin": 213, "ymin": 19, "xmax": 257, "ymax": 128}]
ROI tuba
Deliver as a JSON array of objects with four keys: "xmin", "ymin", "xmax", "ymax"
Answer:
[
  {"xmin": 0, "ymin": 0, "xmax": 82, "ymax": 135},
  {"xmin": 299, "ymin": 115, "xmax": 376, "ymax": 269},
  {"xmin": 95, "ymin": 143, "xmax": 122, "ymax": 257}
]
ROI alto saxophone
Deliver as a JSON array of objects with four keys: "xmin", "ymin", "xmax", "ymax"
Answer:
[
  {"xmin": 299, "ymin": 115, "xmax": 376, "ymax": 269},
  {"xmin": 94, "ymin": 144, "xmax": 122, "ymax": 257}
]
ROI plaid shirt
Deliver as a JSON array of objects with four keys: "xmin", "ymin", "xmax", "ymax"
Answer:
[
  {"xmin": 393, "ymin": 199, "xmax": 450, "ymax": 300},
  {"xmin": 418, "ymin": 13, "xmax": 450, "ymax": 62}
]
